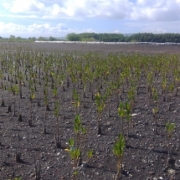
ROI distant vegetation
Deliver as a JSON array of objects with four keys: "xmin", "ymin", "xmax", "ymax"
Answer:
[
  {"xmin": 1, "ymin": 33, "xmax": 180, "ymax": 43},
  {"xmin": 0, "ymin": 35, "xmax": 65, "ymax": 42},
  {"xmin": 67, "ymin": 33, "xmax": 180, "ymax": 43}
]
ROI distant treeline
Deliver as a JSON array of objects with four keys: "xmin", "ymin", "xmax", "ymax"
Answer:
[
  {"xmin": 66, "ymin": 33, "xmax": 180, "ymax": 43},
  {"xmin": 1, "ymin": 33, "xmax": 180, "ymax": 43},
  {"xmin": 0, "ymin": 35, "xmax": 65, "ymax": 42}
]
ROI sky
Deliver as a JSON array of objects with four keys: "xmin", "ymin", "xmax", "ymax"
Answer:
[{"xmin": 0, "ymin": 0, "xmax": 180, "ymax": 38}]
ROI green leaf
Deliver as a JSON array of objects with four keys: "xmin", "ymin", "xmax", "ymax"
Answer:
[
  {"xmin": 113, "ymin": 134, "xmax": 125, "ymax": 158},
  {"xmin": 87, "ymin": 149, "xmax": 93, "ymax": 159},
  {"xmin": 69, "ymin": 148, "xmax": 81, "ymax": 160},
  {"xmin": 68, "ymin": 138, "xmax": 74, "ymax": 147},
  {"xmin": 165, "ymin": 122, "xmax": 175, "ymax": 136}
]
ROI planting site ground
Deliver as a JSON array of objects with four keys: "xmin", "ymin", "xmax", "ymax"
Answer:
[
  {"xmin": 0, "ymin": 42, "xmax": 180, "ymax": 180},
  {"xmin": 0, "ymin": 42, "xmax": 180, "ymax": 54}
]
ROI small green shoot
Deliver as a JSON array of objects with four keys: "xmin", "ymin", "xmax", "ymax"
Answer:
[
  {"xmin": 113, "ymin": 134, "xmax": 125, "ymax": 180},
  {"xmin": 87, "ymin": 149, "xmax": 93, "ymax": 163},
  {"xmin": 165, "ymin": 122, "xmax": 175, "ymax": 157}
]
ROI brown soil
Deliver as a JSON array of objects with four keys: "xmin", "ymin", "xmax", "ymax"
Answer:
[{"xmin": 0, "ymin": 42, "xmax": 180, "ymax": 180}]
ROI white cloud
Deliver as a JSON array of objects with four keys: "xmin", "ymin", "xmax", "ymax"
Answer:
[
  {"xmin": 125, "ymin": 20, "xmax": 180, "ymax": 33},
  {"xmin": 60, "ymin": 0, "xmax": 133, "ymax": 18},
  {"xmin": 114, "ymin": 30, "xmax": 121, "ymax": 33},
  {"xmin": 2, "ymin": 0, "xmax": 180, "ymax": 21},
  {"xmin": 3, "ymin": 0, "xmax": 45, "ymax": 14},
  {"xmin": 1, "ymin": 0, "xmax": 180, "ymax": 36},
  {"xmin": 0, "ymin": 22, "xmax": 94, "ymax": 37},
  {"xmin": 0, "ymin": 13, "xmax": 38, "ymax": 19},
  {"xmin": 131, "ymin": 0, "xmax": 180, "ymax": 21},
  {"xmin": 0, "ymin": 22, "xmax": 64, "ymax": 37}
]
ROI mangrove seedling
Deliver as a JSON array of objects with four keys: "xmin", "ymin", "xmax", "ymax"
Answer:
[
  {"xmin": 35, "ymin": 160, "xmax": 41, "ymax": 180},
  {"xmin": 10, "ymin": 84, "xmax": 19, "ymax": 116},
  {"xmin": 151, "ymin": 87, "xmax": 158, "ymax": 104},
  {"xmin": 52, "ymin": 86, "xmax": 58, "ymax": 99},
  {"xmin": 43, "ymin": 87, "xmax": 51, "ymax": 111},
  {"xmin": 118, "ymin": 102, "xmax": 127, "ymax": 135},
  {"xmin": 16, "ymin": 70, "xmax": 24, "ymax": 99},
  {"xmin": 72, "ymin": 90, "xmax": 80, "ymax": 115},
  {"xmin": 95, "ymin": 92, "xmax": 105, "ymax": 135},
  {"xmin": 87, "ymin": 149, "xmax": 93, "ymax": 164},
  {"xmin": 74, "ymin": 114, "xmax": 87, "ymax": 148},
  {"xmin": 167, "ymin": 83, "xmax": 175, "ymax": 101},
  {"xmin": 72, "ymin": 170, "xmax": 79, "ymax": 180},
  {"xmin": 152, "ymin": 107, "xmax": 159, "ymax": 135},
  {"xmin": 70, "ymin": 148, "xmax": 81, "ymax": 167},
  {"xmin": 165, "ymin": 122, "xmax": 175, "ymax": 157},
  {"xmin": 124, "ymin": 102, "xmax": 131, "ymax": 137},
  {"xmin": 9, "ymin": 177, "xmax": 22, "ymax": 180},
  {"xmin": 54, "ymin": 100, "xmax": 61, "ymax": 148},
  {"xmin": 127, "ymin": 86, "xmax": 136, "ymax": 113},
  {"xmin": 67, "ymin": 138, "xmax": 81, "ymax": 167},
  {"xmin": 113, "ymin": 134, "xmax": 125, "ymax": 180},
  {"xmin": 29, "ymin": 87, "xmax": 36, "ymax": 127}
]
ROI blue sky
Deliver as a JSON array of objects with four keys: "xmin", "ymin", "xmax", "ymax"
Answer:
[{"xmin": 0, "ymin": 0, "xmax": 180, "ymax": 38}]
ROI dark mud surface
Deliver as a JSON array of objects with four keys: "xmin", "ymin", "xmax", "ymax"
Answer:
[
  {"xmin": 0, "ymin": 42, "xmax": 180, "ymax": 54},
  {"xmin": 0, "ymin": 42, "xmax": 180, "ymax": 180}
]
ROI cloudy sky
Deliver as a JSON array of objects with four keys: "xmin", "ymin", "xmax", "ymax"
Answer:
[{"xmin": 0, "ymin": 0, "xmax": 180, "ymax": 38}]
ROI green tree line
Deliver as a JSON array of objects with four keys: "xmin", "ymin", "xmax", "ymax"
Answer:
[
  {"xmin": 67, "ymin": 33, "xmax": 180, "ymax": 43},
  {"xmin": 0, "ymin": 35, "xmax": 64, "ymax": 42}
]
